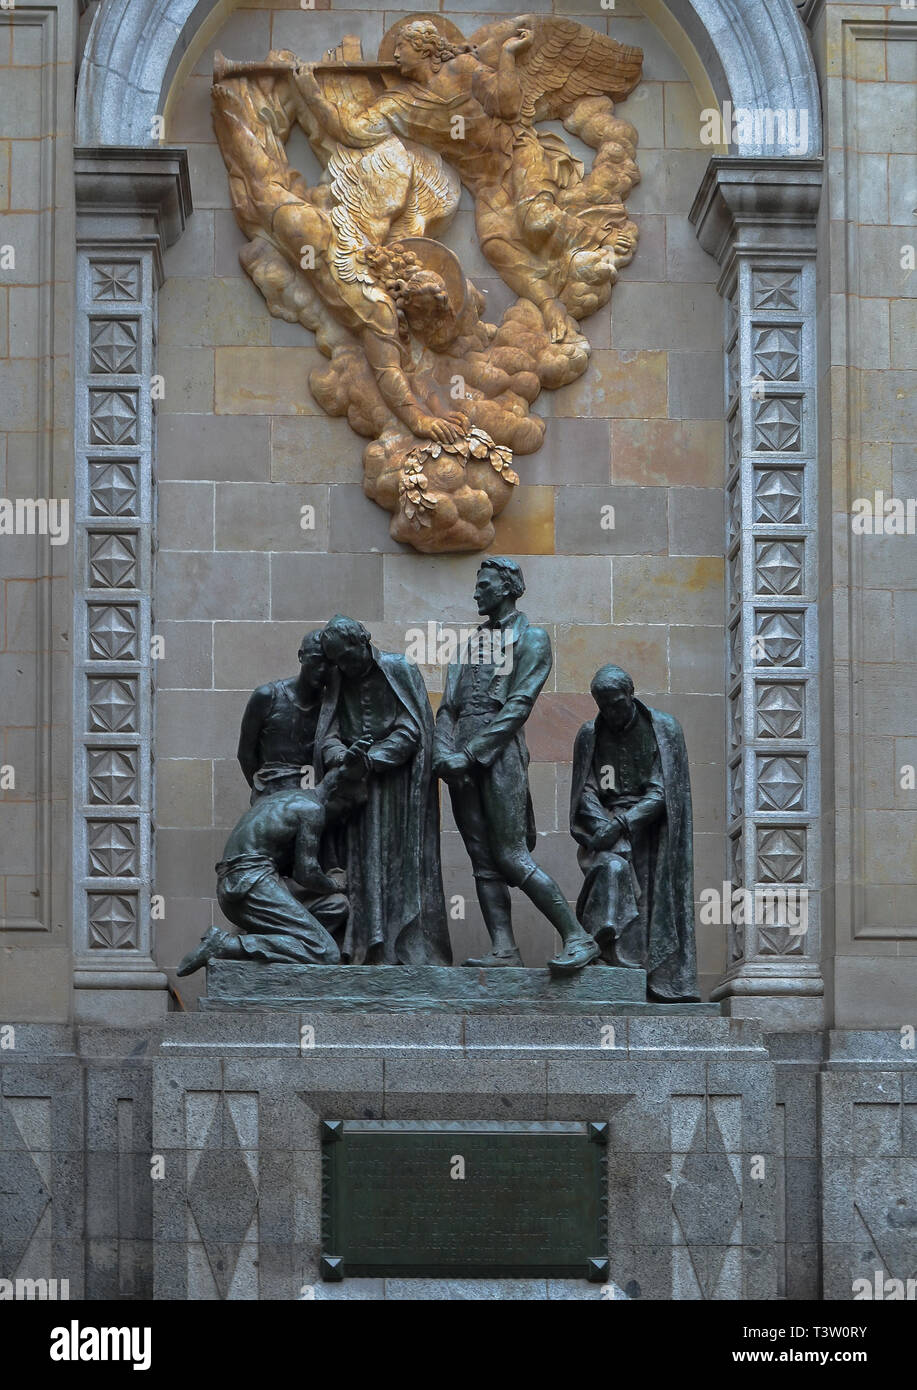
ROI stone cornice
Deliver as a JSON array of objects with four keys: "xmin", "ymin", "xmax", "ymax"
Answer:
[
  {"xmin": 690, "ymin": 156, "xmax": 824, "ymax": 267},
  {"xmin": 74, "ymin": 146, "xmax": 192, "ymax": 254}
]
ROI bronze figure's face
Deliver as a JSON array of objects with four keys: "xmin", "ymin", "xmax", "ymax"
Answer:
[
  {"xmin": 594, "ymin": 682, "xmax": 634, "ymax": 733},
  {"xmin": 473, "ymin": 565, "xmax": 511, "ymax": 618},
  {"xmin": 322, "ymin": 628, "xmax": 373, "ymax": 680}
]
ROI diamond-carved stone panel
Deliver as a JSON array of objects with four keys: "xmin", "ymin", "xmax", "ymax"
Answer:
[
  {"xmin": 0, "ymin": 1097, "xmax": 52, "ymax": 1275},
  {"xmin": 87, "ymin": 676, "xmax": 138, "ymax": 733},
  {"xmin": 727, "ymin": 338, "xmax": 739, "ymax": 404},
  {"xmin": 87, "ymin": 603, "xmax": 139, "ymax": 661},
  {"xmin": 754, "ymin": 468, "xmax": 803, "ymax": 524},
  {"xmin": 728, "ymin": 407, "xmax": 742, "ymax": 468},
  {"xmin": 728, "ymin": 621, "xmax": 742, "ymax": 684},
  {"xmin": 728, "ymin": 689, "xmax": 743, "ymax": 750},
  {"xmin": 754, "ymin": 610, "xmax": 805, "ymax": 667},
  {"xmin": 751, "ymin": 270, "xmax": 800, "ymax": 311},
  {"xmin": 91, "ymin": 262, "xmax": 140, "ymax": 302},
  {"xmin": 728, "ymin": 759, "xmax": 744, "ymax": 820},
  {"xmin": 89, "ymin": 389, "xmax": 139, "ymax": 446},
  {"xmin": 89, "ymin": 460, "xmax": 139, "ymax": 517},
  {"xmin": 753, "ymin": 397, "xmax": 802, "ymax": 452},
  {"xmin": 87, "ymin": 820, "xmax": 139, "ymax": 877},
  {"xmin": 90, "ymin": 318, "xmax": 139, "ymax": 374},
  {"xmin": 756, "ymin": 754, "xmax": 806, "ymax": 812},
  {"xmin": 730, "ymin": 832, "xmax": 744, "ymax": 888},
  {"xmin": 728, "ymin": 548, "xmax": 742, "ymax": 611},
  {"xmin": 87, "ymin": 747, "xmax": 139, "ymax": 806},
  {"xmin": 88, "ymin": 531, "xmax": 137, "ymax": 589},
  {"xmin": 755, "ymin": 540, "xmax": 804, "ymax": 596},
  {"xmin": 186, "ymin": 1094, "xmax": 259, "ymax": 1300},
  {"xmin": 753, "ymin": 326, "xmax": 800, "ymax": 381},
  {"xmin": 87, "ymin": 892, "xmax": 138, "ymax": 948},
  {"xmin": 755, "ymin": 682, "xmax": 805, "ymax": 739},
  {"xmin": 757, "ymin": 826, "xmax": 806, "ymax": 883},
  {"xmin": 727, "ymin": 480, "xmax": 741, "ymax": 548}
]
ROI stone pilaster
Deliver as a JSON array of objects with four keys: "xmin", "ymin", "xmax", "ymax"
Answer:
[
  {"xmin": 72, "ymin": 148, "xmax": 191, "ymax": 1023},
  {"xmin": 691, "ymin": 158, "xmax": 825, "ymax": 1029}
]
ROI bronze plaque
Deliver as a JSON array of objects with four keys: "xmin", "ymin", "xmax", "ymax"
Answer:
[{"xmin": 321, "ymin": 1119, "xmax": 607, "ymax": 1279}]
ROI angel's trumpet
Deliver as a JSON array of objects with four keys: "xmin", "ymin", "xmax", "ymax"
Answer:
[{"xmin": 213, "ymin": 49, "xmax": 398, "ymax": 81}]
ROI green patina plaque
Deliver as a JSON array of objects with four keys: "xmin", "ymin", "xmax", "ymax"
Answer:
[{"xmin": 321, "ymin": 1119, "xmax": 608, "ymax": 1280}]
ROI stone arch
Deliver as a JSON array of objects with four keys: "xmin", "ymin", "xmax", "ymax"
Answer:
[{"xmin": 76, "ymin": 0, "xmax": 822, "ymax": 156}]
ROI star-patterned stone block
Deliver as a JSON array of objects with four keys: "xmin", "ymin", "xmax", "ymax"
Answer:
[
  {"xmin": 728, "ymin": 620, "xmax": 742, "ymax": 683},
  {"xmin": 728, "ymin": 689, "xmax": 743, "ymax": 751},
  {"xmin": 89, "ymin": 318, "xmax": 139, "ymax": 374},
  {"xmin": 89, "ymin": 460, "xmax": 139, "ymax": 517},
  {"xmin": 87, "ymin": 676, "xmax": 138, "ymax": 733},
  {"xmin": 91, "ymin": 261, "xmax": 140, "ymax": 302},
  {"xmin": 88, "ymin": 531, "xmax": 137, "ymax": 589},
  {"xmin": 754, "ymin": 610, "xmax": 805, "ymax": 667},
  {"xmin": 757, "ymin": 826, "xmax": 806, "ymax": 883},
  {"xmin": 753, "ymin": 396, "xmax": 802, "ymax": 452},
  {"xmin": 730, "ymin": 832, "xmax": 744, "ymax": 887},
  {"xmin": 89, "ymin": 389, "xmax": 139, "ymax": 446},
  {"xmin": 754, "ymin": 539, "xmax": 804, "ymax": 596},
  {"xmin": 754, "ymin": 467, "xmax": 803, "ymax": 524},
  {"xmin": 727, "ymin": 480, "xmax": 741, "ymax": 548},
  {"xmin": 755, "ymin": 681, "xmax": 805, "ymax": 739},
  {"xmin": 756, "ymin": 754, "xmax": 806, "ymax": 812},
  {"xmin": 727, "ymin": 338, "xmax": 740, "ymax": 405},
  {"xmin": 728, "ymin": 548, "xmax": 742, "ymax": 611},
  {"xmin": 756, "ymin": 923, "xmax": 805, "ymax": 955},
  {"xmin": 728, "ymin": 407, "xmax": 742, "ymax": 468},
  {"xmin": 87, "ymin": 819, "xmax": 139, "ymax": 877},
  {"xmin": 87, "ymin": 891, "xmax": 138, "ymax": 949},
  {"xmin": 751, "ymin": 269, "xmax": 800, "ymax": 312},
  {"xmin": 728, "ymin": 759, "xmax": 744, "ymax": 820},
  {"xmin": 87, "ymin": 603, "xmax": 139, "ymax": 661},
  {"xmin": 87, "ymin": 747, "xmax": 139, "ymax": 806},
  {"xmin": 753, "ymin": 326, "xmax": 800, "ymax": 381}
]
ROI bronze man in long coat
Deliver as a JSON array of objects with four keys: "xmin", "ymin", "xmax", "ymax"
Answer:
[
  {"xmin": 570, "ymin": 664, "xmax": 700, "ymax": 1002},
  {"xmin": 434, "ymin": 558, "xmax": 599, "ymax": 974}
]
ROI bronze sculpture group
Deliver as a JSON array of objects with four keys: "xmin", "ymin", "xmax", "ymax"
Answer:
[
  {"xmin": 179, "ymin": 13, "xmax": 703, "ymax": 998},
  {"xmin": 178, "ymin": 560, "xmax": 700, "ymax": 1001}
]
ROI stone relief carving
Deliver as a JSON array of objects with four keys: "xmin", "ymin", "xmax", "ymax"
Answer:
[{"xmin": 211, "ymin": 13, "xmax": 643, "ymax": 551}]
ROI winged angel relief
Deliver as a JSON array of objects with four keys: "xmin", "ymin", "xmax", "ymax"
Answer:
[{"xmin": 212, "ymin": 14, "xmax": 643, "ymax": 552}]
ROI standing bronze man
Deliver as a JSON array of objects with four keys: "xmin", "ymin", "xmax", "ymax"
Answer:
[
  {"xmin": 315, "ymin": 615, "xmax": 450, "ymax": 965},
  {"xmin": 433, "ymin": 558, "xmax": 599, "ymax": 974},
  {"xmin": 237, "ymin": 629, "xmax": 328, "ymax": 801}
]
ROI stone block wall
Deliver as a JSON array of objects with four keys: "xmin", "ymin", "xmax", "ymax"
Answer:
[
  {"xmin": 154, "ymin": 0, "xmax": 727, "ymax": 1006},
  {"xmin": 812, "ymin": 1, "xmax": 917, "ymax": 1025},
  {"xmin": 0, "ymin": 0, "xmax": 75, "ymax": 1022}
]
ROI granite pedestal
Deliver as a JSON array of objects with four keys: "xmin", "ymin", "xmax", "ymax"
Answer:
[
  {"xmin": 200, "ymin": 962, "xmax": 722, "ymax": 1015},
  {"xmin": 151, "ymin": 1003, "xmax": 775, "ymax": 1300}
]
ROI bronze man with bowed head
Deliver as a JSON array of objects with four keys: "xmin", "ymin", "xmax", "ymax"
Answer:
[
  {"xmin": 236, "ymin": 629, "xmax": 328, "ymax": 802},
  {"xmin": 570, "ymin": 664, "xmax": 700, "ymax": 1002},
  {"xmin": 176, "ymin": 741, "xmax": 371, "ymax": 975},
  {"xmin": 314, "ymin": 615, "xmax": 451, "ymax": 966},
  {"xmin": 433, "ymin": 557, "xmax": 599, "ymax": 975}
]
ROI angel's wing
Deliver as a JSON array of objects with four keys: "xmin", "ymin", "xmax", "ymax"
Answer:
[{"xmin": 475, "ymin": 17, "xmax": 643, "ymax": 122}]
